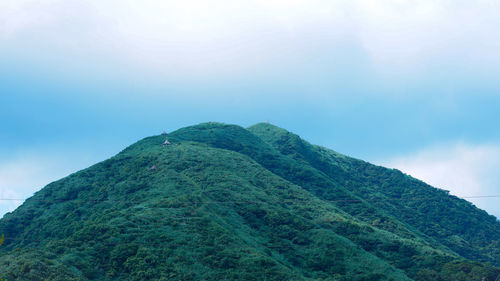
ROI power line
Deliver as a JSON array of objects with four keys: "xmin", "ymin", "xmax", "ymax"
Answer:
[
  {"xmin": 0, "ymin": 236, "xmax": 312, "ymax": 248},
  {"xmin": 0, "ymin": 195, "xmax": 499, "ymax": 204},
  {"xmin": 1, "ymin": 196, "xmax": 500, "ymax": 260}
]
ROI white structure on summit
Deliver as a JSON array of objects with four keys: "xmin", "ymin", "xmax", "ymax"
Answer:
[{"xmin": 161, "ymin": 131, "xmax": 167, "ymax": 135}]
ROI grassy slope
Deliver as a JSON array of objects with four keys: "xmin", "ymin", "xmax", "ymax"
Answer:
[
  {"xmin": 248, "ymin": 122, "xmax": 500, "ymax": 263},
  {"xmin": 0, "ymin": 122, "xmax": 498, "ymax": 280}
]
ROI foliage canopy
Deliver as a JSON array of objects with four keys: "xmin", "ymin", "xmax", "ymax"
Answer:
[{"xmin": 0, "ymin": 122, "xmax": 499, "ymax": 280}]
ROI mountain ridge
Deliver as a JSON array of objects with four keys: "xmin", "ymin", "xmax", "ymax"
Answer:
[{"xmin": 0, "ymin": 122, "xmax": 499, "ymax": 280}]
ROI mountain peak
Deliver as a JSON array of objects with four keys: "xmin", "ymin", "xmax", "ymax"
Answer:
[
  {"xmin": 1, "ymin": 122, "xmax": 499, "ymax": 280},
  {"xmin": 248, "ymin": 122, "xmax": 290, "ymax": 137}
]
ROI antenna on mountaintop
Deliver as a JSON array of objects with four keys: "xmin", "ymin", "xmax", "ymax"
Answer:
[{"xmin": 266, "ymin": 119, "xmax": 270, "ymax": 124}]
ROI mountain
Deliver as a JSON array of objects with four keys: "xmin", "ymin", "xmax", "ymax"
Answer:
[{"xmin": 0, "ymin": 122, "xmax": 499, "ymax": 281}]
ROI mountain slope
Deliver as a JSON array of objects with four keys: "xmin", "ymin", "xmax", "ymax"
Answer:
[
  {"xmin": 248, "ymin": 122, "xmax": 500, "ymax": 263},
  {"xmin": 0, "ymin": 122, "xmax": 498, "ymax": 281}
]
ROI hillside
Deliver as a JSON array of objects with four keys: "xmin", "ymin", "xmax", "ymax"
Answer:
[
  {"xmin": 0, "ymin": 122, "xmax": 499, "ymax": 280},
  {"xmin": 248, "ymin": 123, "xmax": 500, "ymax": 263}
]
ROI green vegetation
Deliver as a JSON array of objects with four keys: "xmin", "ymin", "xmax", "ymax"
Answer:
[{"xmin": 0, "ymin": 122, "xmax": 499, "ymax": 280}]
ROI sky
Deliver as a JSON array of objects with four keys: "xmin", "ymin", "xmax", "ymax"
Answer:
[{"xmin": 1, "ymin": 0, "xmax": 500, "ymax": 218}]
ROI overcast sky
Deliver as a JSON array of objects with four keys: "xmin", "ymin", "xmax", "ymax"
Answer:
[{"xmin": 1, "ymin": 0, "xmax": 500, "ymax": 218}]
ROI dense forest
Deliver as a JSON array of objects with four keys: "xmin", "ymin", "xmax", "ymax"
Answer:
[{"xmin": 0, "ymin": 122, "xmax": 499, "ymax": 280}]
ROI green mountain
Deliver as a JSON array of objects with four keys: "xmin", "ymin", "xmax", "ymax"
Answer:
[{"xmin": 0, "ymin": 122, "xmax": 499, "ymax": 281}]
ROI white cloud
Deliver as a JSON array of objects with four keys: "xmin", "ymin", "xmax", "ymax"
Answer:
[
  {"xmin": 382, "ymin": 142, "xmax": 500, "ymax": 218},
  {"xmin": 0, "ymin": 149, "xmax": 99, "ymax": 218},
  {"xmin": 354, "ymin": 0, "xmax": 500, "ymax": 73},
  {"xmin": 2, "ymin": 0, "xmax": 499, "ymax": 76}
]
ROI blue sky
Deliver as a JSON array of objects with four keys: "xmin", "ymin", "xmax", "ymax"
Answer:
[{"xmin": 1, "ymin": 0, "xmax": 500, "ymax": 218}]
